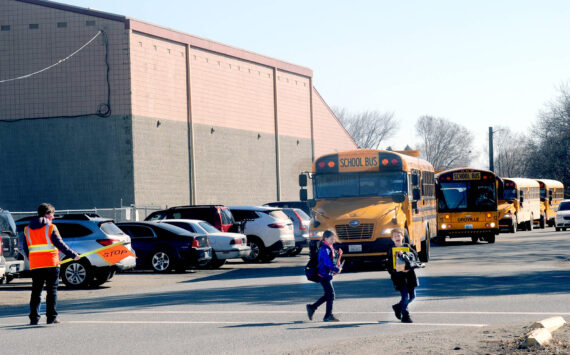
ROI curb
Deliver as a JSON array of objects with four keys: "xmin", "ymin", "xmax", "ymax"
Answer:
[{"xmin": 521, "ymin": 316, "xmax": 567, "ymax": 347}]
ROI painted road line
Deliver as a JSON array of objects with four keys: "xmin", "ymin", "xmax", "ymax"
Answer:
[
  {"xmin": 66, "ymin": 320, "xmax": 488, "ymax": 327},
  {"xmin": 109, "ymin": 310, "xmax": 570, "ymax": 315}
]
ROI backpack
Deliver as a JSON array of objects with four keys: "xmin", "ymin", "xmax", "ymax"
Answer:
[{"xmin": 304, "ymin": 244, "xmax": 321, "ymax": 282}]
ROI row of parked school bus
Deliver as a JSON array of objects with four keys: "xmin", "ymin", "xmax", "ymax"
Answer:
[{"xmin": 300, "ymin": 148, "xmax": 566, "ymax": 265}]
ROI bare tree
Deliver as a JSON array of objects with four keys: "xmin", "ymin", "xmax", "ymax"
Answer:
[
  {"xmin": 415, "ymin": 115, "xmax": 474, "ymax": 170},
  {"xmin": 492, "ymin": 126, "xmax": 531, "ymax": 177},
  {"xmin": 527, "ymin": 84, "xmax": 570, "ymax": 195},
  {"xmin": 332, "ymin": 107, "xmax": 398, "ymax": 149}
]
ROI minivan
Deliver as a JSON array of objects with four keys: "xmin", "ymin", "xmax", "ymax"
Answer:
[{"xmin": 145, "ymin": 205, "xmax": 239, "ymax": 232}]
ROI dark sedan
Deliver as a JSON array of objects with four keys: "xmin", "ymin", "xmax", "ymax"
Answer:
[{"xmin": 116, "ymin": 222, "xmax": 211, "ymax": 272}]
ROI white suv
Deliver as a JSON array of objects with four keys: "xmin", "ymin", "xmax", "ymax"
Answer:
[
  {"xmin": 229, "ymin": 206, "xmax": 295, "ymax": 262},
  {"xmin": 555, "ymin": 200, "xmax": 570, "ymax": 231}
]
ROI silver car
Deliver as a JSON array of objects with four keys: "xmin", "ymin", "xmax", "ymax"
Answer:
[
  {"xmin": 16, "ymin": 214, "xmax": 136, "ymax": 288},
  {"xmin": 158, "ymin": 219, "xmax": 250, "ymax": 268},
  {"xmin": 280, "ymin": 208, "xmax": 310, "ymax": 256}
]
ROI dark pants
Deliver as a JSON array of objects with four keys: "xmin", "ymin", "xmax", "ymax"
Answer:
[
  {"xmin": 310, "ymin": 277, "xmax": 335, "ymax": 318},
  {"xmin": 29, "ymin": 267, "xmax": 60, "ymax": 323},
  {"xmin": 398, "ymin": 283, "xmax": 416, "ymax": 316}
]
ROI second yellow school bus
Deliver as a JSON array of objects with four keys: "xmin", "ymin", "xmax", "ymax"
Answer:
[
  {"xmin": 535, "ymin": 179, "xmax": 565, "ymax": 227},
  {"xmin": 304, "ymin": 149, "xmax": 436, "ymax": 263},
  {"xmin": 498, "ymin": 177, "xmax": 541, "ymax": 232},
  {"xmin": 435, "ymin": 168, "xmax": 500, "ymax": 243}
]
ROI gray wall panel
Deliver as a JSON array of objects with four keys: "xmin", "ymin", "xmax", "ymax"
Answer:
[
  {"xmin": 193, "ymin": 124, "xmax": 277, "ymax": 205},
  {"xmin": 131, "ymin": 115, "xmax": 190, "ymax": 207},
  {"xmin": 0, "ymin": 115, "xmax": 134, "ymax": 211}
]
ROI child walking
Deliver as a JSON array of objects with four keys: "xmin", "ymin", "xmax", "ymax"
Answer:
[
  {"xmin": 387, "ymin": 227, "xmax": 420, "ymax": 323},
  {"xmin": 306, "ymin": 230, "xmax": 343, "ymax": 322}
]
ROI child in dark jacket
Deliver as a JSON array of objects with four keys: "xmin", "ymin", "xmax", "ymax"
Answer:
[
  {"xmin": 387, "ymin": 227, "xmax": 420, "ymax": 323},
  {"xmin": 306, "ymin": 230, "xmax": 343, "ymax": 322}
]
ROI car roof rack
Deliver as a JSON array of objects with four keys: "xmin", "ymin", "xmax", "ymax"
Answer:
[{"xmin": 17, "ymin": 213, "xmax": 102, "ymax": 222}]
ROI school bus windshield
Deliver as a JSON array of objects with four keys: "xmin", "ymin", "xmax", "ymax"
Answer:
[
  {"xmin": 314, "ymin": 171, "xmax": 407, "ymax": 199},
  {"xmin": 437, "ymin": 180, "xmax": 497, "ymax": 212},
  {"xmin": 501, "ymin": 186, "xmax": 517, "ymax": 201}
]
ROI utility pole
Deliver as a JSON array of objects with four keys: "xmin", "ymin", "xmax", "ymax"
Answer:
[{"xmin": 489, "ymin": 127, "xmax": 494, "ymax": 172}]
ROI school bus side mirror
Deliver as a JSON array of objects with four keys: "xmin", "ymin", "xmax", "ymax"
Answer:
[
  {"xmin": 299, "ymin": 174, "xmax": 307, "ymax": 187},
  {"xmin": 412, "ymin": 188, "xmax": 421, "ymax": 201},
  {"xmin": 520, "ymin": 196, "xmax": 524, "ymax": 203},
  {"xmin": 300, "ymin": 189, "xmax": 308, "ymax": 201},
  {"xmin": 412, "ymin": 174, "xmax": 419, "ymax": 186},
  {"xmin": 549, "ymin": 196, "xmax": 553, "ymax": 203}
]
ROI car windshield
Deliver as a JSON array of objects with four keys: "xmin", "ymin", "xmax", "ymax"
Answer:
[
  {"xmin": 558, "ymin": 202, "xmax": 570, "ymax": 211},
  {"xmin": 99, "ymin": 221, "xmax": 125, "ymax": 235},
  {"xmin": 198, "ymin": 221, "xmax": 220, "ymax": 233},
  {"xmin": 314, "ymin": 171, "xmax": 407, "ymax": 199}
]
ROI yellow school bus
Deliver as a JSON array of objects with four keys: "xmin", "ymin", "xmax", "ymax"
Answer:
[
  {"xmin": 498, "ymin": 178, "xmax": 541, "ymax": 232},
  {"xmin": 301, "ymin": 149, "xmax": 436, "ymax": 263},
  {"xmin": 535, "ymin": 179, "xmax": 564, "ymax": 227},
  {"xmin": 435, "ymin": 168, "xmax": 500, "ymax": 243}
]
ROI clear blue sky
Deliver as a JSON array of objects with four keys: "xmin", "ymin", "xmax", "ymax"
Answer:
[{"xmin": 54, "ymin": 0, "xmax": 570, "ymax": 165}]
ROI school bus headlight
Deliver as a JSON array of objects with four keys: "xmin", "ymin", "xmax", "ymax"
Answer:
[
  {"xmin": 490, "ymin": 222, "xmax": 496, "ymax": 228},
  {"xmin": 380, "ymin": 228, "xmax": 393, "ymax": 236},
  {"xmin": 503, "ymin": 213, "xmax": 511, "ymax": 218},
  {"xmin": 440, "ymin": 224, "xmax": 450, "ymax": 229}
]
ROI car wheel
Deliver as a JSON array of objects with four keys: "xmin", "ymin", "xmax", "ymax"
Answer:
[
  {"xmin": 528, "ymin": 217, "xmax": 533, "ymax": 231},
  {"xmin": 471, "ymin": 236, "xmax": 479, "ymax": 244},
  {"xmin": 486, "ymin": 234, "xmax": 496, "ymax": 244},
  {"xmin": 151, "ymin": 250, "xmax": 174, "ymax": 272},
  {"xmin": 62, "ymin": 260, "xmax": 93, "ymax": 288},
  {"xmin": 289, "ymin": 247, "xmax": 303, "ymax": 256},
  {"xmin": 261, "ymin": 253, "xmax": 277, "ymax": 263},
  {"xmin": 208, "ymin": 253, "xmax": 226, "ymax": 269},
  {"xmin": 90, "ymin": 270, "xmax": 113, "ymax": 287},
  {"xmin": 242, "ymin": 237, "xmax": 264, "ymax": 263},
  {"xmin": 555, "ymin": 227, "xmax": 561, "ymax": 231},
  {"xmin": 563, "ymin": 228, "xmax": 567, "ymax": 231}
]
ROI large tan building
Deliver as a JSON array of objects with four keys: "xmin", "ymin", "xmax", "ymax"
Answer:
[{"xmin": 0, "ymin": 0, "xmax": 356, "ymax": 211}]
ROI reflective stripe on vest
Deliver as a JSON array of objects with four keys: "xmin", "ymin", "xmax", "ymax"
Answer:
[{"xmin": 25, "ymin": 224, "xmax": 60, "ymax": 269}]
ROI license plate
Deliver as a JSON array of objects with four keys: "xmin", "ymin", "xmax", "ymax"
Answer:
[
  {"xmin": 464, "ymin": 224, "xmax": 473, "ymax": 229},
  {"xmin": 348, "ymin": 244, "xmax": 362, "ymax": 252}
]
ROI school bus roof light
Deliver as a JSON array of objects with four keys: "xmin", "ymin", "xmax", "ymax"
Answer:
[
  {"xmin": 486, "ymin": 213, "xmax": 492, "ymax": 218},
  {"xmin": 382, "ymin": 159, "xmax": 389, "ymax": 166},
  {"xmin": 445, "ymin": 214, "xmax": 450, "ymax": 220},
  {"xmin": 391, "ymin": 158, "xmax": 398, "ymax": 165},
  {"xmin": 446, "ymin": 176, "xmax": 451, "ymax": 181},
  {"xmin": 318, "ymin": 162, "xmax": 325, "ymax": 168},
  {"xmin": 327, "ymin": 161, "xmax": 335, "ymax": 168}
]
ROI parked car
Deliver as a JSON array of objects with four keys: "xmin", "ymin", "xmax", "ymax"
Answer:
[
  {"xmin": 158, "ymin": 219, "xmax": 250, "ymax": 268},
  {"xmin": 16, "ymin": 214, "xmax": 136, "ymax": 288},
  {"xmin": 0, "ymin": 209, "xmax": 24, "ymax": 284},
  {"xmin": 555, "ymin": 200, "xmax": 570, "ymax": 231},
  {"xmin": 116, "ymin": 221, "xmax": 212, "ymax": 272},
  {"xmin": 145, "ymin": 205, "xmax": 240, "ymax": 233},
  {"xmin": 229, "ymin": 206, "xmax": 295, "ymax": 263},
  {"xmin": 263, "ymin": 201, "xmax": 313, "ymax": 217},
  {"xmin": 280, "ymin": 208, "xmax": 310, "ymax": 256}
]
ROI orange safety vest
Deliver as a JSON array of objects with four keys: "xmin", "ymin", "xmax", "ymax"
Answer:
[{"xmin": 24, "ymin": 224, "xmax": 60, "ymax": 269}]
